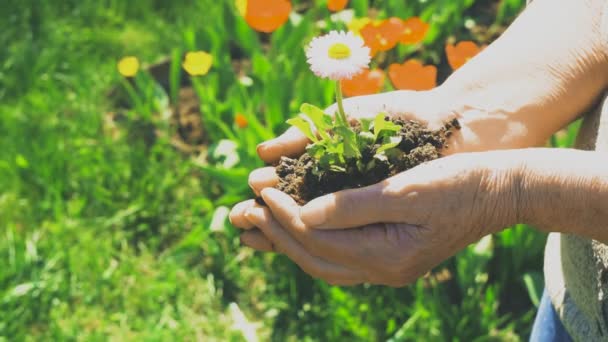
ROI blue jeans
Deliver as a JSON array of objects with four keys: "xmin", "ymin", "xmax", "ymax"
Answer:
[{"xmin": 530, "ymin": 290, "xmax": 572, "ymax": 342}]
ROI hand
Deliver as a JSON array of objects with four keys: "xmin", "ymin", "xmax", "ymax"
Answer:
[
  {"xmin": 230, "ymin": 89, "xmax": 462, "ymax": 251},
  {"xmin": 229, "ymin": 85, "xmax": 521, "ymax": 253},
  {"xmin": 254, "ymin": 89, "xmax": 466, "ymax": 164},
  {"xmin": 231, "ymin": 150, "xmax": 522, "ymax": 286}
]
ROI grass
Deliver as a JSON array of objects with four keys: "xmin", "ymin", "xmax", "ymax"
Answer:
[{"xmin": 0, "ymin": 0, "xmax": 572, "ymax": 340}]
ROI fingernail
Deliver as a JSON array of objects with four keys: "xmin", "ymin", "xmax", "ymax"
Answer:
[
  {"xmin": 300, "ymin": 197, "xmax": 328, "ymax": 227},
  {"xmin": 245, "ymin": 207, "xmax": 265, "ymax": 222},
  {"xmin": 256, "ymin": 142, "xmax": 268, "ymax": 155}
]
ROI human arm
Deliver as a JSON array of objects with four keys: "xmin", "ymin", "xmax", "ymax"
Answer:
[
  {"xmin": 233, "ymin": 148, "xmax": 608, "ymax": 286},
  {"xmin": 230, "ymin": 0, "xmax": 608, "ymax": 279},
  {"xmin": 257, "ymin": 0, "xmax": 608, "ymax": 162},
  {"xmin": 438, "ymin": 0, "xmax": 608, "ymax": 153}
]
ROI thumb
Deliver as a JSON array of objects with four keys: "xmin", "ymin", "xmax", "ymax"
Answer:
[
  {"xmin": 257, "ymin": 126, "xmax": 309, "ymax": 164},
  {"xmin": 299, "ymin": 181, "xmax": 399, "ymax": 229}
]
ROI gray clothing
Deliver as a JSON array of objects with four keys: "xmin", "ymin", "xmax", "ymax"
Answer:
[{"xmin": 529, "ymin": 1, "xmax": 608, "ymax": 340}]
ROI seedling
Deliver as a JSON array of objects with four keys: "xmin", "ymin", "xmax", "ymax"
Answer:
[{"xmin": 288, "ymin": 103, "xmax": 403, "ymax": 174}]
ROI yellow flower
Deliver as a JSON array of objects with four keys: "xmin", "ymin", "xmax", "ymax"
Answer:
[
  {"xmin": 347, "ymin": 17, "xmax": 371, "ymax": 37},
  {"xmin": 235, "ymin": 0, "xmax": 247, "ymax": 17},
  {"xmin": 117, "ymin": 56, "xmax": 139, "ymax": 77},
  {"xmin": 183, "ymin": 51, "xmax": 213, "ymax": 76}
]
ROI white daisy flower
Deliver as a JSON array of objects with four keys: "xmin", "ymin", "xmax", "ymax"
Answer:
[{"xmin": 305, "ymin": 30, "xmax": 371, "ymax": 80}]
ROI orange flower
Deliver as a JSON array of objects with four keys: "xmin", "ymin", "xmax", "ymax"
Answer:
[
  {"xmin": 245, "ymin": 0, "xmax": 292, "ymax": 33},
  {"xmin": 327, "ymin": 0, "xmax": 348, "ymax": 12},
  {"xmin": 360, "ymin": 18, "xmax": 404, "ymax": 56},
  {"xmin": 340, "ymin": 69, "xmax": 385, "ymax": 97},
  {"xmin": 445, "ymin": 41, "xmax": 481, "ymax": 71},
  {"xmin": 400, "ymin": 17, "xmax": 429, "ymax": 45},
  {"xmin": 235, "ymin": 113, "xmax": 248, "ymax": 128},
  {"xmin": 388, "ymin": 60, "xmax": 437, "ymax": 91}
]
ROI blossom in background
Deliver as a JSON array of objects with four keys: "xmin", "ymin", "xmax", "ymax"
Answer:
[
  {"xmin": 305, "ymin": 30, "xmax": 370, "ymax": 80},
  {"xmin": 360, "ymin": 18, "xmax": 404, "ymax": 56},
  {"xmin": 388, "ymin": 60, "xmax": 436, "ymax": 91},
  {"xmin": 347, "ymin": 17, "xmax": 371, "ymax": 37},
  {"xmin": 340, "ymin": 69, "xmax": 385, "ymax": 97},
  {"xmin": 117, "ymin": 56, "xmax": 139, "ymax": 77},
  {"xmin": 235, "ymin": 113, "xmax": 248, "ymax": 128},
  {"xmin": 400, "ymin": 17, "xmax": 429, "ymax": 45},
  {"xmin": 244, "ymin": 0, "xmax": 292, "ymax": 33},
  {"xmin": 235, "ymin": 0, "xmax": 247, "ymax": 17},
  {"xmin": 183, "ymin": 51, "xmax": 213, "ymax": 76},
  {"xmin": 327, "ymin": 0, "xmax": 348, "ymax": 12},
  {"xmin": 446, "ymin": 41, "xmax": 481, "ymax": 70}
]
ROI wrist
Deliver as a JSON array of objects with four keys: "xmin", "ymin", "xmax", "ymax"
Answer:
[
  {"xmin": 516, "ymin": 149, "xmax": 608, "ymax": 241},
  {"xmin": 475, "ymin": 150, "xmax": 528, "ymax": 233}
]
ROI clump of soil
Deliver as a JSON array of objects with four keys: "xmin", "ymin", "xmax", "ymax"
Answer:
[
  {"xmin": 273, "ymin": 117, "xmax": 460, "ymax": 205},
  {"xmin": 173, "ymin": 87, "xmax": 207, "ymax": 146}
]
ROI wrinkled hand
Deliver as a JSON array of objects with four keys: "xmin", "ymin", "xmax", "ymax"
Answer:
[
  {"xmin": 229, "ymin": 90, "xmax": 521, "ymax": 286},
  {"xmin": 252, "ymin": 90, "xmax": 466, "ymax": 164},
  {"xmin": 230, "ymin": 150, "xmax": 521, "ymax": 286},
  {"xmin": 230, "ymin": 89, "xmax": 461, "ymax": 250}
]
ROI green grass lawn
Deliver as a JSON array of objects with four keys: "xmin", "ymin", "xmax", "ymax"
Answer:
[{"xmin": 0, "ymin": 0, "xmax": 562, "ymax": 340}]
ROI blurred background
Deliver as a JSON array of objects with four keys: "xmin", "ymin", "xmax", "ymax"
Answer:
[{"xmin": 1, "ymin": 0, "xmax": 581, "ymax": 340}]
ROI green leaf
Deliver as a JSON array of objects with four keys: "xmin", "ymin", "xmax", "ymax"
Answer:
[
  {"xmin": 334, "ymin": 126, "xmax": 361, "ymax": 159},
  {"xmin": 373, "ymin": 113, "xmax": 401, "ymax": 140},
  {"xmin": 375, "ymin": 136, "xmax": 402, "ymax": 155},
  {"xmin": 200, "ymin": 166, "xmax": 250, "ymax": 193},
  {"xmin": 523, "ymin": 271, "xmax": 544, "ymax": 308},
  {"xmin": 358, "ymin": 131, "xmax": 375, "ymax": 150},
  {"xmin": 360, "ymin": 118, "xmax": 373, "ymax": 132},
  {"xmin": 300, "ymin": 103, "xmax": 332, "ymax": 141},
  {"xmin": 319, "ymin": 152, "xmax": 345, "ymax": 172},
  {"xmin": 351, "ymin": 0, "xmax": 368, "ymax": 17},
  {"xmin": 287, "ymin": 116, "xmax": 318, "ymax": 143},
  {"xmin": 307, "ymin": 143, "xmax": 327, "ymax": 159}
]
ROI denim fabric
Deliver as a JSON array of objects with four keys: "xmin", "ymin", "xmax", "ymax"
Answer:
[{"xmin": 530, "ymin": 290, "xmax": 573, "ymax": 342}]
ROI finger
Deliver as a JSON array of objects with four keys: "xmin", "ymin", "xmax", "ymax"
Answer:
[
  {"xmin": 260, "ymin": 188, "xmax": 370, "ymax": 267},
  {"xmin": 248, "ymin": 167, "xmax": 279, "ymax": 195},
  {"xmin": 245, "ymin": 205, "xmax": 363, "ymax": 285},
  {"xmin": 240, "ymin": 229, "xmax": 274, "ymax": 252},
  {"xmin": 299, "ymin": 181, "xmax": 398, "ymax": 229},
  {"xmin": 229, "ymin": 199, "xmax": 257, "ymax": 230},
  {"xmin": 260, "ymin": 188, "xmax": 307, "ymax": 236},
  {"xmin": 257, "ymin": 126, "xmax": 309, "ymax": 164},
  {"xmin": 260, "ymin": 188, "xmax": 371, "ymax": 266},
  {"xmin": 328, "ymin": 91, "xmax": 427, "ymax": 121}
]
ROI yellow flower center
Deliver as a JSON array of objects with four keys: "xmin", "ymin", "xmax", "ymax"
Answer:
[{"xmin": 328, "ymin": 43, "xmax": 351, "ymax": 59}]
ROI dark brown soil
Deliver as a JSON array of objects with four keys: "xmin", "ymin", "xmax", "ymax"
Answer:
[
  {"xmin": 273, "ymin": 117, "xmax": 460, "ymax": 205},
  {"xmin": 173, "ymin": 87, "xmax": 206, "ymax": 146}
]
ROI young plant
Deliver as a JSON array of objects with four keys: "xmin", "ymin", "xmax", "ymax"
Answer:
[
  {"xmin": 288, "ymin": 31, "xmax": 403, "ymax": 173},
  {"xmin": 287, "ymin": 104, "xmax": 402, "ymax": 173}
]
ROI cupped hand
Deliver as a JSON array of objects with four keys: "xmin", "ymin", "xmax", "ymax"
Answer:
[
  {"xmin": 229, "ymin": 89, "xmax": 523, "ymax": 286},
  {"xmin": 231, "ymin": 148, "xmax": 523, "ymax": 286},
  {"xmin": 254, "ymin": 89, "xmax": 466, "ymax": 164},
  {"xmin": 230, "ymin": 89, "xmax": 460, "ymax": 251}
]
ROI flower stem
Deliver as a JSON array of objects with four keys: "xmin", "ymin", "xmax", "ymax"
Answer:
[{"xmin": 335, "ymin": 81, "xmax": 348, "ymax": 125}]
